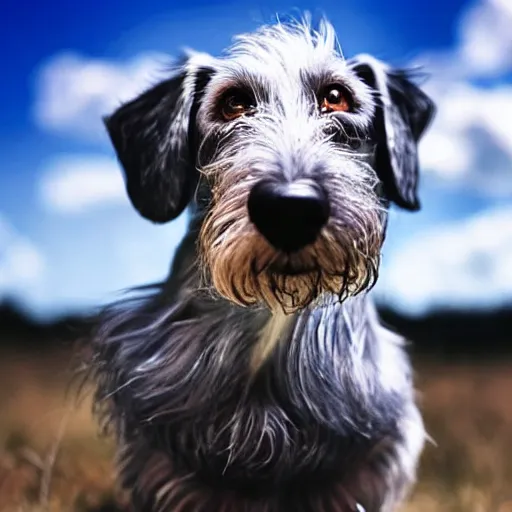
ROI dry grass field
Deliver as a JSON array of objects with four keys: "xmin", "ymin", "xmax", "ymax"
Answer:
[{"xmin": 1, "ymin": 347, "xmax": 511, "ymax": 512}]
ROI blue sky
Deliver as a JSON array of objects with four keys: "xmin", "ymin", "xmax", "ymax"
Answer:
[{"xmin": 1, "ymin": 0, "xmax": 512, "ymax": 319}]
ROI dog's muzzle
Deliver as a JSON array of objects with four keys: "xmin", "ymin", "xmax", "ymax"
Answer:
[{"xmin": 248, "ymin": 179, "xmax": 330, "ymax": 253}]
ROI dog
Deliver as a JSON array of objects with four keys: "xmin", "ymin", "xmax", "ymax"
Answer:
[{"xmin": 89, "ymin": 17, "xmax": 435, "ymax": 512}]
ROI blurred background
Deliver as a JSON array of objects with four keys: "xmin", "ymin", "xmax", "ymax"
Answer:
[{"xmin": 1, "ymin": 0, "xmax": 511, "ymax": 510}]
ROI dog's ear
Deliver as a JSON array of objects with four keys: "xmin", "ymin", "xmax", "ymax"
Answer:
[
  {"xmin": 348, "ymin": 54, "xmax": 436, "ymax": 211},
  {"xmin": 103, "ymin": 54, "xmax": 215, "ymax": 223}
]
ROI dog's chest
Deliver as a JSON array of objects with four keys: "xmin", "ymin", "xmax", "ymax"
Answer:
[{"xmin": 146, "ymin": 300, "xmax": 405, "ymax": 488}]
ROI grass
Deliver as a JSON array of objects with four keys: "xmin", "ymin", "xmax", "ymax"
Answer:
[{"xmin": 0, "ymin": 347, "xmax": 511, "ymax": 512}]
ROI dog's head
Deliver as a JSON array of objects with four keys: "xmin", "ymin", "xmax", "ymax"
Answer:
[{"xmin": 104, "ymin": 18, "xmax": 435, "ymax": 313}]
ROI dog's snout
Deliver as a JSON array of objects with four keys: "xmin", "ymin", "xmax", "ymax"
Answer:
[{"xmin": 248, "ymin": 180, "xmax": 330, "ymax": 252}]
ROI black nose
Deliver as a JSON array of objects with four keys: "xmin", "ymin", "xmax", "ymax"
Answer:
[{"xmin": 247, "ymin": 180, "xmax": 330, "ymax": 252}]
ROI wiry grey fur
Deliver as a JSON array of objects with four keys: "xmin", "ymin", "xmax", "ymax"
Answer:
[{"xmin": 89, "ymin": 17, "xmax": 435, "ymax": 512}]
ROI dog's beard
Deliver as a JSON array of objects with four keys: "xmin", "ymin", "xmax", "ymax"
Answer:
[
  {"xmin": 199, "ymin": 166, "xmax": 384, "ymax": 314},
  {"xmin": 200, "ymin": 224, "xmax": 381, "ymax": 314}
]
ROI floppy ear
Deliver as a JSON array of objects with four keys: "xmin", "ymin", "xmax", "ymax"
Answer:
[
  {"xmin": 348, "ymin": 54, "xmax": 436, "ymax": 211},
  {"xmin": 104, "ymin": 54, "xmax": 214, "ymax": 223}
]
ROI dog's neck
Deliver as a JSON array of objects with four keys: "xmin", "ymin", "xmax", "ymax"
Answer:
[{"xmin": 250, "ymin": 309, "xmax": 295, "ymax": 374}]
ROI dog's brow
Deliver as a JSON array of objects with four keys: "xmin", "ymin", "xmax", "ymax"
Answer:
[{"xmin": 300, "ymin": 67, "xmax": 356, "ymax": 96}]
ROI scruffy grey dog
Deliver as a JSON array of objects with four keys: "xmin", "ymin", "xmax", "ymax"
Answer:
[{"xmin": 90, "ymin": 17, "xmax": 435, "ymax": 512}]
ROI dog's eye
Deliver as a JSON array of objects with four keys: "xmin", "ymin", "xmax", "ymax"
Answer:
[
  {"xmin": 219, "ymin": 89, "xmax": 256, "ymax": 121},
  {"xmin": 319, "ymin": 85, "xmax": 353, "ymax": 114}
]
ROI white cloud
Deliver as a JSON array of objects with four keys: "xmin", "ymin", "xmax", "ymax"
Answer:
[
  {"xmin": 413, "ymin": 0, "xmax": 512, "ymax": 197},
  {"xmin": 0, "ymin": 215, "xmax": 45, "ymax": 295},
  {"xmin": 19, "ymin": 211, "xmax": 189, "ymax": 320},
  {"xmin": 40, "ymin": 155, "xmax": 127, "ymax": 213},
  {"xmin": 418, "ymin": 81, "xmax": 512, "ymax": 195},
  {"xmin": 457, "ymin": 0, "xmax": 512, "ymax": 77},
  {"xmin": 378, "ymin": 206, "xmax": 512, "ymax": 314},
  {"xmin": 33, "ymin": 52, "xmax": 170, "ymax": 141}
]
